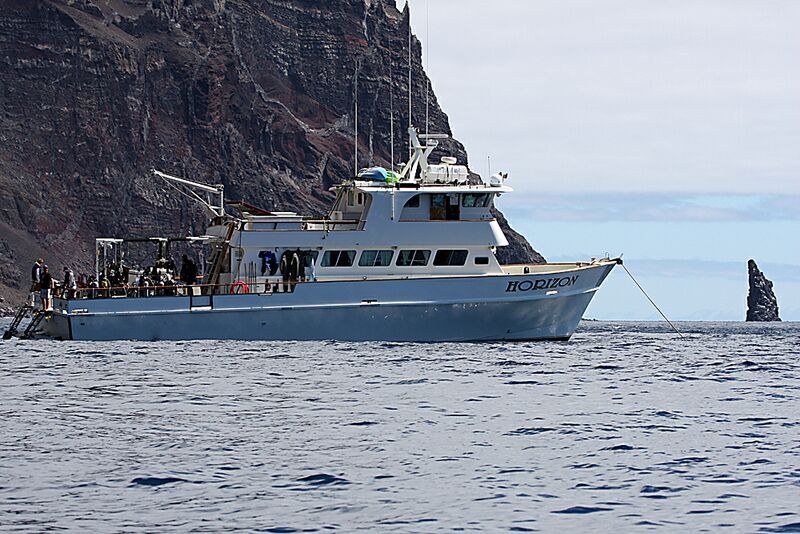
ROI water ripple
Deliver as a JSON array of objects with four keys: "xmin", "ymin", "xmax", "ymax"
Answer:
[{"xmin": 0, "ymin": 320, "xmax": 797, "ymax": 531}]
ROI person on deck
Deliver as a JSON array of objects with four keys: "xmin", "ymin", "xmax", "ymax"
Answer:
[
  {"xmin": 30, "ymin": 258, "xmax": 43, "ymax": 306},
  {"xmin": 100, "ymin": 275, "xmax": 110, "ymax": 298},
  {"xmin": 39, "ymin": 265, "xmax": 54, "ymax": 312},
  {"xmin": 165, "ymin": 257, "xmax": 177, "ymax": 278},
  {"xmin": 63, "ymin": 267, "xmax": 77, "ymax": 299},
  {"xmin": 180, "ymin": 254, "xmax": 197, "ymax": 286}
]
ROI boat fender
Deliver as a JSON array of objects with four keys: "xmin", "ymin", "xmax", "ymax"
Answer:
[{"xmin": 230, "ymin": 281, "xmax": 250, "ymax": 294}]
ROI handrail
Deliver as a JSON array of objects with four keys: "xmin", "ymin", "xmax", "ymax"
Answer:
[
  {"xmin": 53, "ymin": 261, "xmax": 616, "ymax": 303},
  {"xmin": 65, "ymin": 280, "xmax": 307, "ymax": 300},
  {"xmin": 302, "ymin": 219, "xmax": 360, "ymax": 224},
  {"xmin": 398, "ymin": 218, "xmax": 495, "ymax": 223}
]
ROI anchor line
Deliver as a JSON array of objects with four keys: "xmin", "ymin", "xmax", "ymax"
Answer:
[{"xmin": 621, "ymin": 262, "xmax": 685, "ymax": 339}]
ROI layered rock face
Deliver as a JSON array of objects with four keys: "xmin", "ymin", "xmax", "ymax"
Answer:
[
  {"xmin": 0, "ymin": 0, "xmax": 542, "ymax": 308},
  {"xmin": 746, "ymin": 259, "xmax": 780, "ymax": 322}
]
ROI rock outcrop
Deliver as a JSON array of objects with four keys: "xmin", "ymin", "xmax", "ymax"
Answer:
[
  {"xmin": 0, "ymin": 0, "xmax": 542, "ymax": 309},
  {"xmin": 746, "ymin": 259, "xmax": 780, "ymax": 322}
]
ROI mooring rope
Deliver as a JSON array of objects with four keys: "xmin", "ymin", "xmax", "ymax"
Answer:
[{"xmin": 621, "ymin": 262, "xmax": 685, "ymax": 339}]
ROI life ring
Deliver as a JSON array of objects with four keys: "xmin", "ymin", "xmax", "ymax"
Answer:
[{"xmin": 230, "ymin": 281, "xmax": 250, "ymax": 294}]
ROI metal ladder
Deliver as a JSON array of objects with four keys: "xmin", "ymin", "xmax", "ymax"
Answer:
[
  {"xmin": 3, "ymin": 305, "xmax": 32, "ymax": 340},
  {"xmin": 20, "ymin": 309, "xmax": 46, "ymax": 339}
]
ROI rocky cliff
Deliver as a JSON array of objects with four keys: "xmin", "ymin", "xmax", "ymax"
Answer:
[
  {"xmin": 746, "ymin": 259, "xmax": 780, "ymax": 322},
  {"xmin": 0, "ymin": 0, "xmax": 542, "ymax": 309}
]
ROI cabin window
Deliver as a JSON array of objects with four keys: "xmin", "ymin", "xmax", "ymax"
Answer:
[
  {"xmin": 404, "ymin": 194, "xmax": 420, "ymax": 208},
  {"xmin": 396, "ymin": 250, "xmax": 431, "ymax": 267},
  {"xmin": 462, "ymin": 193, "xmax": 491, "ymax": 208},
  {"xmin": 359, "ymin": 250, "xmax": 394, "ymax": 267},
  {"xmin": 320, "ymin": 250, "xmax": 356, "ymax": 267},
  {"xmin": 347, "ymin": 190, "xmax": 355, "ymax": 205},
  {"xmin": 357, "ymin": 193, "xmax": 364, "ymax": 204},
  {"xmin": 431, "ymin": 194, "xmax": 460, "ymax": 220},
  {"xmin": 433, "ymin": 250, "xmax": 468, "ymax": 266},
  {"xmin": 474, "ymin": 256, "xmax": 490, "ymax": 265}
]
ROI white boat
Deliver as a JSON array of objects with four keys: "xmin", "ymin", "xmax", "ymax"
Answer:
[{"xmin": 36, "ymin": 128, "xmax": 618, "ymax": 342}]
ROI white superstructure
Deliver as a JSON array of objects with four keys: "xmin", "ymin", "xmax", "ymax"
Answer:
[
  {"xmin": 33, "ymin": 127, "xmax": 619, "ymax": 342},
  {"xmin": 209, "ymin": 128, "xmax": 511, "ymax": 289}
]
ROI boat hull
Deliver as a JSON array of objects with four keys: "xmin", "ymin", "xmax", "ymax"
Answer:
[{"xmin": 42, "ymin": 262, "xmax": 615, "ymax": 342}]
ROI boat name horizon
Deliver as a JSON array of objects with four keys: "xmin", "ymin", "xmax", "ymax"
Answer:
[{"xmin": 505, "ymin": 275, "xmax": 580, "ymax": 293}]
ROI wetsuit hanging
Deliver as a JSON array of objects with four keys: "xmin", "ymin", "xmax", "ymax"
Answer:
[
  {"xmin": 280, "ymin": 252, "xmax": 290, "ymax": 293},
  {"xmin": 289, "ymin": 251, "xmax": 301, "ymax": 292},
  {"xmin": 266, "ymin": 251, "xmax": 278, "ymax": 275}
]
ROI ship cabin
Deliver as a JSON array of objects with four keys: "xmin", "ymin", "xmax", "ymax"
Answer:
[
  {"xmin": 204, "ymin": 129, "xmax": 515, "ymax": 292},
  {"xmin": 210, "ymin": 181, "xmax": 512, "ymax": 290}
]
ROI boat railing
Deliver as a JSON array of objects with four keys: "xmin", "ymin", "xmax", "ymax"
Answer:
[
  {"xmin": 63, "ymin": 280, "xmax": 306, "ymax": 301},
  {"xmin": 500, "ymin": 262, "xmax": 593, "ymax": 275},
  {"xmin": 301, "ymin": 219, "xmax": 359, "ymax": 231}
]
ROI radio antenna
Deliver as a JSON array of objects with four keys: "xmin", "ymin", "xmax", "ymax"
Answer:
[
  {"xmin": 407, "ymin": 7, "xmax": 412, "ymax": 160},
  {"xmin": 354, "ymin": 59, "xmax": 359, "ymax": 176},
  {"xmin": 425, "ymin": 0, "xmax": 429, "ymax": 137},
  {"xmin": 389, "ymin": 62, "xmax": 395, "ymax": 173}
]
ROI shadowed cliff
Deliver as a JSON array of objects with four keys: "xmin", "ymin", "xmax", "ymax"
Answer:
[{"xmin": 0, "ymin": 0, "xmax": 542, "ymax": 309}]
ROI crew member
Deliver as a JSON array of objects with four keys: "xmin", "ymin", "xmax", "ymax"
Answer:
[
  {"xmin": 100, "ymin": 275, "xmax": 110, "ymax": 298},
  {"xmin": 39, "ymin": 265, "xmax": 54, "ymax": 312},
  {"xmin": 63, "ymin": 266, "xmax": 77, "ymax": 299},
  {"xmin": 87, "ymin": 275, "xmax": 99, "ymax": 299},
  {"xmin": 30, "ymin": 257, "xmax": 43, "ymax": 306},
  {"xmin": 180, "ymin": 254, "xmax": 198, "ymax": 286}
]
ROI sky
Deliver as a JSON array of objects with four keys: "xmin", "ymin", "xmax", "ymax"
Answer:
[{"xmin": 399, "ymin": 0, "xmax": 800, "ymax": 321}]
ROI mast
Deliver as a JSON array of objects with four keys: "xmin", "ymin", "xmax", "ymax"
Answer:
[
  {"xmin": 408, "ymin": 6, "xmax": 412, "ymax": 161},
  {"xmin": 425, "ymin": 0, "xmax": 429, "ymax": 138},
  {"xmin": 389, "ymin": 61, "xmax": 395, "ymax": 172},
  {"xmin": 354, "ymin": 59, "xmax": 359, "ymax": 176}
]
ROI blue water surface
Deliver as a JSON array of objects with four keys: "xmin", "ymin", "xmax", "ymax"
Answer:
[{"xmin": 0, "ymin": 320, "xmax": 798, "ymax": 532}]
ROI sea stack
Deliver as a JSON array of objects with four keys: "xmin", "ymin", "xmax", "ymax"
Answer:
[{"xmin": 746, "ymin": 259, "xmax": 781, "ymax": 322}]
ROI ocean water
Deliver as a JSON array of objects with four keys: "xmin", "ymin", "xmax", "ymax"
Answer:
[{"xmin": 0, "ymin": 320, "xmax": 798, "ymax": 533}]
